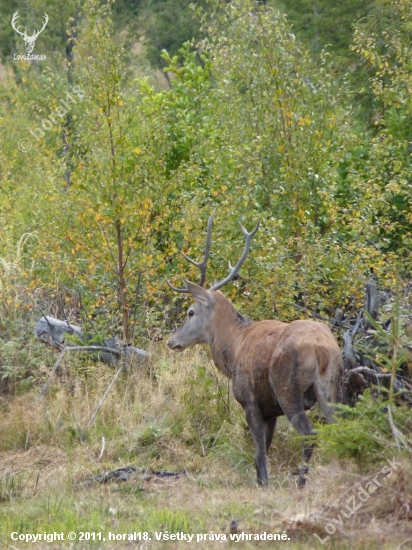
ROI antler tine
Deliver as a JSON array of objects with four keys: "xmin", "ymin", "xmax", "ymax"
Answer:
[
  {"xmin": 167, "ymin": 280, "xmax": 190, "ymax": 293},
  {"xmin": 210, "ymin": 219, "xmax": 260, "ymax": 291},
  {"xmin": 37, "ymin": 13, "xmax": 49, "ymax": 34},
  {"xmin": 11, "ymin": 12, "xmax": 26, "ymax": 37},
  {"xmin": 32, "ymin": 13, "xmax": 48, "ymax": 37},
  {"xmin": 183, "ymin": 208, "xmax": 215, "ymax": 287},
  {"xmin": 167, "ymin": 209, "xmax": 216, "ymax": 293}
]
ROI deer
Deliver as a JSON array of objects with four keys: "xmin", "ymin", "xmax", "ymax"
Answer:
[
  {"xmin": 167, "ymin": 211, "xmax": 342, "ymax": 487},
  {"xmin": 11, "ymin": 11, "xmax": 49, "ymax": 54}
]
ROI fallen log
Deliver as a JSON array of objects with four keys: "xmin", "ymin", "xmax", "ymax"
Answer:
[{"xmin": 35, "ymin": 315, "xmax": 148, "ymax": 365}]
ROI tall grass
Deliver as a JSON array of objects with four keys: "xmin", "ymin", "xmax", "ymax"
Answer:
[
  {"xmin": 1, "ymin": 297, "xmax": 411, "ymax": 548},
  {"xmin": 0, "ymin": 344, "xmax": 301, "ymax": 473}
]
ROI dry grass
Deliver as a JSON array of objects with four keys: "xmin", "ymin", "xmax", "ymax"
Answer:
[{"xmin": 0, "ymin": 344, "xmax": 411, "ymax": 548}]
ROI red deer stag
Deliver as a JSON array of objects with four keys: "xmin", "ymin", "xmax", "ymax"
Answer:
[{"xmin": 167, "ymin": 211, "xmax": 342, "ymax": 487}]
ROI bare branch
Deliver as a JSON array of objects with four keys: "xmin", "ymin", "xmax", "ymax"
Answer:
[
  {"xmin": 98, "ymin": 436, "xmax": 106, "ymax": 460},
  {"xmin": 97, "ymin": 220, "xmax": 117, "ymax": 270},
  {"xmin": 37, "ymin": 307, "xmax": 54, "ymax": 332},
  {"xmin": 352, "ymin": 311, "xmax": 363, "ymax": 338},
  {"xmin": 87, "ymin": 364, "xmax": 124, "ymax": 428},
  {"xmin": 41, "ymin": 346, "xmax": 68, "ymax": 396},
  {"xmin": 56, "ymin": 345, "xmax": 122, "ymax": 355},
  {"xmin": 40, "ymin": 345, "xmax": 124, "ymax": 396},
  {"xmin": 365, "ymin": 278, "xmax": 379, "ymax": 321}
]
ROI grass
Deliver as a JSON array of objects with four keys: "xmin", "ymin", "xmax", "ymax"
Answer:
[{"xmin": 0, "ymin": 344, "xmax": 411, "ymax": 549}]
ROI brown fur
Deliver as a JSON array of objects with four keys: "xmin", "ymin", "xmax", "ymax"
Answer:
[{"xmin": 168, "ymin": 285, "xmax": 342, "ymax": 487}]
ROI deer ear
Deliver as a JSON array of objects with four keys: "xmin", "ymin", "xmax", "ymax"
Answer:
[{"xmin": 183, "ymin": 279, "xmax": 212, "ymax": 306}]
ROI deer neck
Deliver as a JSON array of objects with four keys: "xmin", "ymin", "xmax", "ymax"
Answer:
[{"xmin": 208, "ymin": 293, "xmax": 251, "ymax": 379}]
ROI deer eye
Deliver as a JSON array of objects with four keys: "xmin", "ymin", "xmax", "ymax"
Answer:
[{"xmin": 188, "ymin": 309, "xmax": 195, "ymax": 318}]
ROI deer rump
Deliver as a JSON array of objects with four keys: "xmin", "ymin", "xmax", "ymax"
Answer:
[{"xmin": 230, "ymin": 319, "xmax": 340, "ymax": 419}]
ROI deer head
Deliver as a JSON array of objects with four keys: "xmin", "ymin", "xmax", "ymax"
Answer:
[
  {"xmin": 167, "ymin": 211, "xmax": 259, "ymax": 351},
  {"xmin": 12, "ymin": 11, "xmax": 49, "ymax": 54}
]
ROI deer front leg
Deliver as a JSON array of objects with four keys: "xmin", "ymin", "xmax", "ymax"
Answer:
[{"xmin": 245, "ymin": 406, "xmax": 268, "ymax": 486}]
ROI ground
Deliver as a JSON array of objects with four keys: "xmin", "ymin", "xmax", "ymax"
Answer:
[{"xmin": 0, "ymin": 346, "xmax": 411, "ymax": 549}]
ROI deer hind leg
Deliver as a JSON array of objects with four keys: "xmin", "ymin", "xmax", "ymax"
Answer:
[
  {"xmin": 293, "ymin": 412, "xmax": 315, "ymax": 487},
  {"xmin": 245, "ymin": 406, "xmax": 269, "ymax": 487},
  {"xmin": 264, "ymin": 416, "xmax": 277, "ymax": 454},
  {"xmin": 274, "ymin": 394, "xmax": 314, "ymax": 487},
  {"xmin": 312, "ymin": 381, "xmax": 337, "ymax": 424}
]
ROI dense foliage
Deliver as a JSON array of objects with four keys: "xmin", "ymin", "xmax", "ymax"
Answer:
[
  {"xmin": 0, "ymin": 0, "xmax": 411, "ymax": 350},
  {"xmin": 0, "ymin": 0, "xmax": 411, "ymax": 502}
]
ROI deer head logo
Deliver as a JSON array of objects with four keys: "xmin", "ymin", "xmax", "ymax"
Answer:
[{"xmin": 11, "ymin": 11, "xmax": 49, "ymax": 54}]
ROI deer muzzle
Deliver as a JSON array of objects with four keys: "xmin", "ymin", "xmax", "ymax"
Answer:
[{"xmin": 167, "ymin": 338, "xmax": 184, "ymax": 352}]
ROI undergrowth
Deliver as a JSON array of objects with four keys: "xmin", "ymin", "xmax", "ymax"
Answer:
[
  {"xmin": 315, "ymin": 390, "xmax": 411, "ymax": 469},
  {"xmin": 0, "ymin": 300, "xmax": 411, "ymax": 548},
  {"xmin": 0, "ymin": 344, "xmax": 302, "ymax": 477}
]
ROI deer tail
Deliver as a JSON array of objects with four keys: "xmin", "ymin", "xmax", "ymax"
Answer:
[{"xmin": 316, "ymin": 345, "xmax": 330, "ymax": 375}]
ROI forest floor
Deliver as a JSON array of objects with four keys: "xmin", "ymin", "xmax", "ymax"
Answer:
[{"xmin": 0, "ymin": 346, "xmax": 411, "ymax": 549}]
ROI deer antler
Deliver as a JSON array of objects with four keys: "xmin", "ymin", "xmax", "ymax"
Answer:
[
  {"xmin": 168, "ymin": 210, "xmax": 260, "ymax": 293},
  {"xmin": 209, "ymin": 219, "xmax": 260, "ymax": 291},
  {"xmin": 11, "ymin": 12, "xmax": 27, "ymax": 38},
  {"xmin": 33, "ymin": 13, "xmax": 49, "ymax": 38},
  {"xmin": 11, "ymin": 12, "xmax": 48, "ymax": 54},
  {"xmin": 167, "ymin": 209, "xmax": 216, "ymax": 293}
]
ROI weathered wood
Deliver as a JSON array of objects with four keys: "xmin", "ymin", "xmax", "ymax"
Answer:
[
  {"xmin": 342, "ymin": 330, "xmax": 357, "ymax": 370},
  {"xmin": 342, "ymin": 312, "xmax": 362, "ymax": 370},
  {"xmin": 339, "ymin": 279, "xmax": 412, "ymax": 406},
  {"xmin": 348, "ymin": 366, "xmax": 403, "ymax": 391},
  {"xmin": 35, "ymin": 316, "xmax": 148, "ymax": 365},
  {"xmin": 35, "ymin": 316, "xmax": 82, "ymax": 350},
  {"xmin": 365, "ymin": 278, "xmax": 379, "ymax": 321},
  {"xmin": 96, "ymin": 336, "xmax": 148, "ymax": 365}
]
